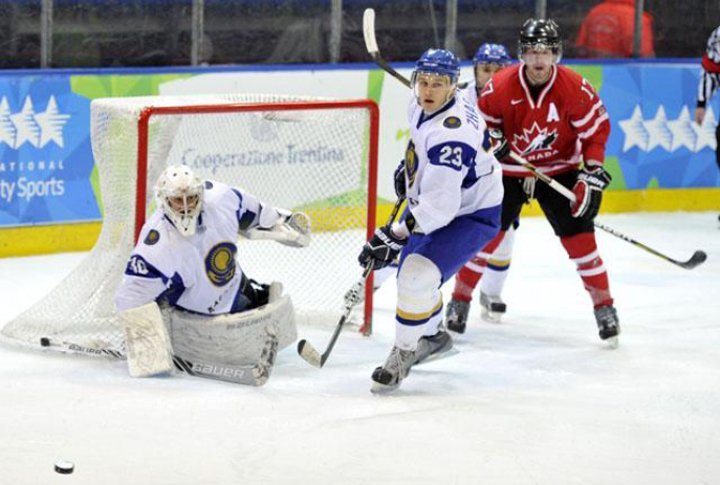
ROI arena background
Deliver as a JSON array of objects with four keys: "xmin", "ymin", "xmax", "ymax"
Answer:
[{"xmin": 0, "ymin": 0, "xmax": 719, "ymax": 256}]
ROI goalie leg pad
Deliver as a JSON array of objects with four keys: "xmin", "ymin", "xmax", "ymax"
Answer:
[
  {"xmin": 119, "ymin": 302, "xmax": 174, "ymax": 377},
  {"xmin": 166, "ymin": 290, "xmax": 297, "ymax": 368}
]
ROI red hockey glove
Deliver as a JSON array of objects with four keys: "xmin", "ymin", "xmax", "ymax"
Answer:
[{"xmin": 571, "ymin": 166, "xmax": 612, "ymax": 220}]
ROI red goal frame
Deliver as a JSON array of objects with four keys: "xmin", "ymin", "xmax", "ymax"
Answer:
[{"xmin": 135, "ymin": 99, "xmax": 380, "ymax": 334}]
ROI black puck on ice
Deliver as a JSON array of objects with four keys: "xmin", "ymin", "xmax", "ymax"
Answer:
[
  {"xmin": 54, "ymin": 460, "xmax": 74, "ymax": 474},
  {"xmin": 40, "ymin": 337, "xmax": 50, "ymax": 347}
]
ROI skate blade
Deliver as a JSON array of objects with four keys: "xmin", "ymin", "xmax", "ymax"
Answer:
[
  {"xmin": 603, "ymin": 336, "xmax": 619, "ymax": 349},
  {"xmin": 481, "ymin": 308, "xmax": 504, "ymax": 324},
  {"xmin": 371, "ymin": 381, "xmax": 400, "ymax": 394},
  {"xmin": 413, "ymin": 347, "xmax": 459, "ymax": 366}
]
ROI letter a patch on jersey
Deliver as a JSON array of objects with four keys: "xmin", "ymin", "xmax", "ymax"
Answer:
[{"xmin": 547, "ymin": 102, "xmax": 560, "ymax": 123}]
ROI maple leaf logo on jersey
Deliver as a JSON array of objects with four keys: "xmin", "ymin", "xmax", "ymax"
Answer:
[{"xmin": 512, "ymin": 122, "xmax": 559, "ymax": 159}]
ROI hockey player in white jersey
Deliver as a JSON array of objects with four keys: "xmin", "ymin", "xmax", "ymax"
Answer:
[
  {"xmin": 447, "ymin": 42, "xmax": 518, "ymax": 332},
  {"xmin": 358, "ymin": 49, "xmax": 503, "ymax": 393},
  {"xmin": 462, "ymin": 42, "xmax": 513, "ymax": 107},
  {"xmin": 115, "ymin": 165, "xmax": 310, "ymax": 385}
]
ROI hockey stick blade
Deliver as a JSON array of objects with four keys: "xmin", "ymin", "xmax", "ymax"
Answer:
[
  {"xmin": 677, "ymin": 250, "xmax": 707, "ymax": 270},
  {"xmin": 362, "ymin": 8, "xmax": 379, "ymax": 55},
  {"xmin": 297, "ymin": 339, "xmax": 323, "ymax": 368}
]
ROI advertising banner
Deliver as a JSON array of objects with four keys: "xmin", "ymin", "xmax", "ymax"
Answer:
[
  {"xmin": 1, "ymin": 62, "xmax": 718, "ymax": 231},
  {"xmin": 0, "ymin": 75, "xmax": 95, "ymax": 227},
  {"xmin": 600, "ymin": 63, "xmax": 720, "ymax": 190}
]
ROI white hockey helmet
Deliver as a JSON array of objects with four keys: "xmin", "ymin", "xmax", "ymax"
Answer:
[{"xmin": 155, "ymin": 165, "xmax": 204, "ymax": 237}]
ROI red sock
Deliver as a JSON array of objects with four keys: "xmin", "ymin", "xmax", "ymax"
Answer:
[
  {"xmin": 452, "ymin": 230, "xmax": 506, "ymax": 302},
  {"xmin": 560, "ymin": 233, "xmax": 613, "ymax": 308}
]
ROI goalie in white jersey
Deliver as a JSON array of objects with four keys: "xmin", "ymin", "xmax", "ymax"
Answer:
[
  {"xmin": 358, "ymin": 49, "xmax": 503, "ymax": 393},
  {"xmin": 115, "ymin": 165, "xmax": 310, "ymax": 386}
]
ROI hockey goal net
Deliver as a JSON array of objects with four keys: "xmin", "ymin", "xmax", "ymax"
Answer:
[{"xmin": 1, "ymin": 94, "xmax": 379, "ymax": 356}]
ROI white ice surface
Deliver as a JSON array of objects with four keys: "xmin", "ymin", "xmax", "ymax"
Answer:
[{"xmin": 0, "ymin": 212, "xmax": 718, "ymax": 484}]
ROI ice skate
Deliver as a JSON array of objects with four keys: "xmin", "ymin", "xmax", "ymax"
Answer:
[
  {"xmin": 445, "ymin": 299, "xmax": 470, "ymax": 333},
  {"xmin": 594, "ymin": 304, "xmax": 620, "ymax": 348},
  {"xmin": 371, "ymin": 346, "xmax": 415, "ymax": 394},
  {"xmin": 480, "ymin": 292, "xmax": 506, "ymax": 323},
  {"xmin": 414, "ymin": 328, "xmax": 454, "ymax": 365}
]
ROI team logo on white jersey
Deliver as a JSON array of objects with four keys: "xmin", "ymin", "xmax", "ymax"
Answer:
[
  {"xmin": 404, "ymin": 140, "xmax": 418, "ymax": 188},
  {"xmin": 619, "ymin": 105, "xmax": 717, "ymax": 152},
  {"xmin": 205, "ymin": 242, "xmax": 237, "ymax": 286},
  {"xmin": 0, "ymin": 95, "xmax": 70, "ymax": 149},
  {"xmin": 512, "ymin": 122, "xmax": 559, "ymax": 158}
]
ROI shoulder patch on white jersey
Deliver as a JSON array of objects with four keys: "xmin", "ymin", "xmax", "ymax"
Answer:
[
  {"xmin": 443, "ymin": 116, "xmax": 462, "ymax": 129},
  {"xmin": 144, "ymin": 229, "xmax": 160, "ymax": 246}
]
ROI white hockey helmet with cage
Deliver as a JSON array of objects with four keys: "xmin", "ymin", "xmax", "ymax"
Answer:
[{"xmin": 155, "ymin": 165, "xmax": 204, "ymax": 237}]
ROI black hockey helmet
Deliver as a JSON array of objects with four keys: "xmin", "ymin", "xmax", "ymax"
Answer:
[{"xmin": 518, "ymin": 18, "xmax": 562, "ymax": 60}]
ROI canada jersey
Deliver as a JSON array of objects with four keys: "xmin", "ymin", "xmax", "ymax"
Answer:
[
  {"xmin": 405, "ymin": 92, "xmax": 503, "ymax": 234},
  {"xmin": 479, "ymin": 64, "xmax": 610, "ymax": 177},
  {"xmin": 115, "ymin": 180, "xmax": 280, "ymax": 315}
]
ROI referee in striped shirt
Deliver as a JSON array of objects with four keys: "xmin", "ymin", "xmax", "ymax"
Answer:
[{"xmin": 695, "ymin": 25, "xmax": 720, "ymax": 172}]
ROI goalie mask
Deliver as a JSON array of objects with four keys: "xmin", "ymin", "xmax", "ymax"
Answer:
[
  {"xmin": 155, "ymin": 165, "xmax": 204, "ymax": 237},
  {"xmin": 518, "ymin": 18, "xmax": 563, "ymax": 63}
]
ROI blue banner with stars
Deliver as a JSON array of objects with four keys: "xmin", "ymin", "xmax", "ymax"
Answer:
[
  {"xmin": 0, "ymin": 74, "xmax": 96, "ymax": 227},
  {"xmin": 601, "ymin": 62, "xmax": 720, "ymax": 189}
]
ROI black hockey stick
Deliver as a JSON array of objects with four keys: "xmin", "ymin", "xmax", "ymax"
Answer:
[
  {"xmin": 363, "ymin": 8, "xmax": 411, "ymax": 89},
  {"xmin": 508, "ymin": 151, "xmax": 708, "ymax": 270},
  {"xmin": 297, "ymin": 197, "xmax": 405, "ymax": 368},
  {"xmin": 363, "ymin": 8, "xmax": 469, "ymax": 91}
]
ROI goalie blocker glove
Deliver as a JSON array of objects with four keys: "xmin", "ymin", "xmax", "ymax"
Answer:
[
  {"xmin": 571, "ymin": 165, "xmax": 612, "ymax": 220},
  {"xmin": 358, "ymin": 225, "xmax": 407, "ymax": 270}
]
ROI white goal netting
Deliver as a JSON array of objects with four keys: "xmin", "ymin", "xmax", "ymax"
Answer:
[{"xmin": 1, "ymin": 94, "xmax": 378, "ymax": 355}]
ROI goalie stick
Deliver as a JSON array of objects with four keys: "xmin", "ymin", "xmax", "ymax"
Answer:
[
  {"xmin": 296, "ymin": 197, "xmax": 405, "ymax": 369},
  {"xmin": 361, "ymin": 11, "xmax": 707, "ymax": 271},
  {"xmin": 38, "ymin": 335, "xmax": 276, "ymax": 386}
]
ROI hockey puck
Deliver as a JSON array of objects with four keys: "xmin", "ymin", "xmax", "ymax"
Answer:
[
  {"xmin": 40, "ymin": 337, "xmax": 50, "ymax": 347},
  {"xmin": 54, "ymin": 460, "xmax": 74, "ymax": 474}
]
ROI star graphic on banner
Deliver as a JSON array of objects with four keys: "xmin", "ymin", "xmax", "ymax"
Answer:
[
  {"xmin": 667, "ymin": 106, "xmax": 699, "ymax": 151},
  {"xmin": 618, "ymin": 105, "xmax": 649, "ymax": 151},
  {"xmin": 644, "ymin": 106, "xmax": 673, "ymax": 151},
  {"xmin": 695, "ymin": 106, "xmax": 717, "ymax": 152},
  {"xmin": 0, "ymin": 96, "xmax": 16, "ymax": 147},
  {"xmin": 10, "ymin": 97, "xmax": 40, "ymax": 148},
  {"xmin": 34, "ymin": 96, "xmax": 71, "ymax": 148}
]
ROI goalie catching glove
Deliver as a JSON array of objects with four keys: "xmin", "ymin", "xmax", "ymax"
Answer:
[
  {"xmin": 571, "ymin": 165, "xmax": 612, "ymax": 220},
  {"xmin": 241, "ymin": 210, "xmax": 311, "ymax": 248},
  {"xmin": 358, "ymin": 225, "xmax": 407, "ymax": 270}
]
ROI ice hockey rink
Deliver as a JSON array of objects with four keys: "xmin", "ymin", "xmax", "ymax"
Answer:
[{"xmin": 0, "ymin": 211, "xmax": 718, "ymax": 484}]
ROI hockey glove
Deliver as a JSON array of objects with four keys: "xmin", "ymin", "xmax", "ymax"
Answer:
[
  {"xmin": 571, "ymin": 166, "xmax": 612, "ymax": 220},
  {"xmin": 358, "ymin": 225, "xmax": 407, "ymax": 270},
  {"xmin": 488, "ymin": 128, "xmax": 510, "ymax": 162},
  {"xmin": 393, "ymin": 160, "xmax": 407, "ymax": 199}
]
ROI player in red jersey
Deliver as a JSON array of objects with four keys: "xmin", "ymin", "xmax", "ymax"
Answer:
[{"xmin": 447, "ymin": 18, "xmax": 620, "ymax": 346}]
